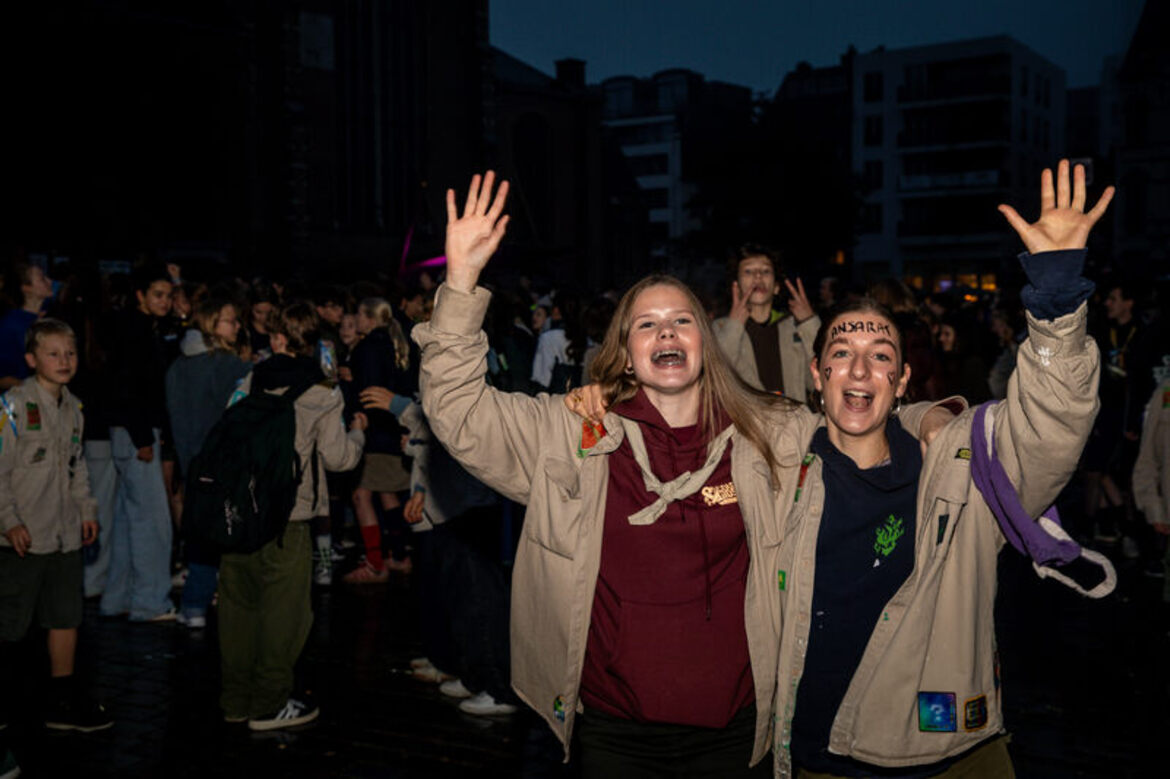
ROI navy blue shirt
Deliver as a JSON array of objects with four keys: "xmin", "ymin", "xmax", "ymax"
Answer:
[{"xmin": 790, "ymin": 417, "xmax": 922, "ymax": 775}]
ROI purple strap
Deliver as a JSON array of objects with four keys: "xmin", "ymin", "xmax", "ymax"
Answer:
[{"xmin": 969, "ymin": 402, "xmax": 1082, "ymax": 566}]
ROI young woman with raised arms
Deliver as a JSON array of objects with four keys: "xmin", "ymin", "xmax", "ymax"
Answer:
[{"xmin": 412, "ymin": 173, "xmax": 954, "ymax": 777}]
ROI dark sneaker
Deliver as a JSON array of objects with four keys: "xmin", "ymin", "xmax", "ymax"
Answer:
[
  {"xmin": 247, "ymin": 698, "xmax": 319, "ymax": 731},
  {"xmin": 44, "ymin": 696, "xmax": 114, "ymax": 732}
]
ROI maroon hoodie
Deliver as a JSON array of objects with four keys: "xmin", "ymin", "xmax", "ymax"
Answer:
[{"xmin": 579, "ymin": 389, "xmax": 754, "ymax": 727}]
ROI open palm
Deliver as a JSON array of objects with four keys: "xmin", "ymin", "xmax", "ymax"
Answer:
[
  {"xmin": 998, "ymin": 159, "xmax": 1114, "ymax": 253},
  {"xmin": 445, "ymin": 171, "xmax": 510, "ymax": 293}
]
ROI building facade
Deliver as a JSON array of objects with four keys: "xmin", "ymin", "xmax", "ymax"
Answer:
[
  {"xmin": 600, "ymin": 70, "xmax": 752, "ymax": 262},
  {"xmin": 851, "ymin": 37, "xmax": 1066, "ymax": 290}
]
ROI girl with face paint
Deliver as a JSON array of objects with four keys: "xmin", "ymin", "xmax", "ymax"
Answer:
[{"xmin": 773, "ymin": 159, "xmax": 1115, "ymax": 777}]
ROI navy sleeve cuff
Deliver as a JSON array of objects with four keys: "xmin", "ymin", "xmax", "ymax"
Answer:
[{"xmin": 1018, "ymin": 249, "xmax": 1094, "ymax": 320}]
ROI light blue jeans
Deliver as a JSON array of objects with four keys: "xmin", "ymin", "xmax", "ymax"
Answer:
[
  {"xmin": 99, "ymin": 427, "xmax": 174, "ymax": 620},
  {"xmin": 82, "ymin": 440, "xmax": 118, "ymax": 598}
]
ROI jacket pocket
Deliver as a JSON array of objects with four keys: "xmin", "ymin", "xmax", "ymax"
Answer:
[
  {"xmin": 523, "ymin": 457, "xmax": 583, "ymax": 559},
  {"xmin": 20, "ymin": 434, "xmax": 52, "ymax": 469}
]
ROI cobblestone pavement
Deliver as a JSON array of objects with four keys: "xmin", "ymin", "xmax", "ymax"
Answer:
[{"xmin": 3, "ymin": 547, "xmax": 1166, "ymax": 778}]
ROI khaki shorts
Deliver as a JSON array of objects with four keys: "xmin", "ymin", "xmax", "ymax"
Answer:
[
  {"xmin": 0, "ymin": 549, "xmax": 84, "ymax": 641},
  {"xmin": 359, "ymin": 453, "xmax": 411, "ymax": 493}
]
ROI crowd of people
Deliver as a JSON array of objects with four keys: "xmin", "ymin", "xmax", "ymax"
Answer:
[{"xmin": 0, "ymin": 160, "xmax": 1167, "ymax": 778}]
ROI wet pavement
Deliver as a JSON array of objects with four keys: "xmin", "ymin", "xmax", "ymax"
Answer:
[{"xmin": 3, "ymin": 543, "xmax": 1167, "ymax": 778}]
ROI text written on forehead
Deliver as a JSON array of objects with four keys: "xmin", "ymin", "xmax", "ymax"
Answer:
[{"xmin": 830, "ymin": 320, "xmax": 892, "ymax": 340}]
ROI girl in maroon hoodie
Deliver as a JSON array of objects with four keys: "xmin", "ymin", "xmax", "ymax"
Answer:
[{"xmin": 422, "ymin": 172, "xmax": 799, "ymax": 778}]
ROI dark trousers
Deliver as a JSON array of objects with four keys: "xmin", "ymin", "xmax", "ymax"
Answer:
[
  {"xmin": 441, "ymin": 506, "xmax": 515, "ymax": 704},
  {"xmin": 218, "ymin": 523, "xmax": 312, "ymax": 718},
  {"xmin": 577, "ymin": 705, "xmax": 770, "ymax": 779},
  {"xmin": 412, "ymin": 527, "xmax": 457, "ymax": 674}
]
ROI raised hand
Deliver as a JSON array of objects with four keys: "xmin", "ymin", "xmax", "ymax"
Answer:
[
  {"xmin": 785, "ymin": 277, "xmax": 814, "ymax": 323},
  {"xmin": 445, "ymin": 171, "xmax": 510, "ymax": 293},
  {"xmin": 998, "ymin": 159, "xmax": 1114, "ymax": 253},
  {"xmin": 729, "ymin": 281, "xmax": 750, "ymax": 324}
]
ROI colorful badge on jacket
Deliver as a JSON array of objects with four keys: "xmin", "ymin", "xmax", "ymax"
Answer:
[
  {"xmin": 963, "ymin": 694, "xmax": 988, "ymax": 731},
  {"xmin": 576, "ymin": 421, "xmax": 607, "ymax": 459},
  {"xmin": 25, "ymin": 402, "xmax": 41, "ymax": 431},
  {"xmin": 917, "ymin": 691, "xmax": 957, "ymax": 732}
]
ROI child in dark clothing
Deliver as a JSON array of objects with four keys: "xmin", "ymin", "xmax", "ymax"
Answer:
[
  {"xmin": 342, "ymin": 298, "xmax": 414, "ymax": 583},
  {"xmin": 99, "ymin": 264, "xmax": 177, "ymax": 622}
]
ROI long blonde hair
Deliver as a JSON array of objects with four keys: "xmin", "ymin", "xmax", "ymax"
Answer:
[
  {"xmin": 192, "ymin": 297, "xmax": 244, "ymax": 355},
  {"xmin": 589, "ymin": 275, "xmax": 794, "ymax": 479},
  {"xmin": 359, "ymin": 297, "xmax": 410, "ymax": 372}
]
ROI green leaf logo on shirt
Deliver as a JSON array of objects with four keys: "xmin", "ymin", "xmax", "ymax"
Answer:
[{"xmin": 874, "ymin": 515, "xmax": 906, "ymax": 561}]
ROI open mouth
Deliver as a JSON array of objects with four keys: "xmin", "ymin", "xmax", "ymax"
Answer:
[
  {"xmin": 842, "ymin": 389, "xmax": 873, "ymax": 410},
  {"xmin": 651, "ymin": 349, "xmax": 686, "ymax": 367}
]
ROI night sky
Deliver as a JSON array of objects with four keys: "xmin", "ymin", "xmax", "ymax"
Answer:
[{"xmin": 491, "ymin": 0, "xmax": 1146, "ymax": 92}]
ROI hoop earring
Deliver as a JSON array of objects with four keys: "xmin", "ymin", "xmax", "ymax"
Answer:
[
  {"xmin": 818, "ymin": 394, "xmax": 825, "ymax": 413},
  {"xmin": 624, "ymin": 365, "xmax": 634, "ymax": 375},
  {"xmin": 891, "ymin": 395, "xmax": 903, "ymax": 416}
]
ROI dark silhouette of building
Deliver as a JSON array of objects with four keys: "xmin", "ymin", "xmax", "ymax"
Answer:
[
  {"xmin": 1111, "ymin": 0, "xmax": 1169, "ymax": 270},
  {"xmin": 7, "ymin": 1, "xmax": 490, "ymax": 276},
  {"xmin": 852, "ymin": 36, "xmax": 1066, "ymax": 290},
  {"xmin": 599, "ymin": 69, "xmax": 752, "ymax": 273},
  {"xmin": 490, "ymin": 52, "xmax": 648, "ymax": 291}
]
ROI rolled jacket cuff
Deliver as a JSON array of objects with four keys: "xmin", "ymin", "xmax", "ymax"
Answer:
[
  {"xmin": 429, "ymin": 283, "xmax": 492, "ymax": 337},
  {"xmin": 1024, "ymin": 301, "xmax": 1091, "ymax": 358}
]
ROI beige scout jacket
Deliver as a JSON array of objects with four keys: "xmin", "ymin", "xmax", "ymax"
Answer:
[
  {"xmin": 771, "ymin": 303, "xmax": 1099, "ymax": 776},
  {"xmin": 713, "ymin": 312, "xmax": 821, "ymax": 402},
  {"xmin": 232, "ymin": 374, "xmax": 365, "ymax": 522},
  {"xmin": 414, "ymin": 284, "xmax": 941, "ymax": 765},
  {"xmin": 1134, "ymin": 379, "xmax": 1170, "ymax": 527},
  {"xmin": 0, "ymin": 380, "xmax": 97, "ymax": 554}
]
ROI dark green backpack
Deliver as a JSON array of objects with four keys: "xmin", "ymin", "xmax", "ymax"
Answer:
[{"xmin": 183, "ymin": 377, "xmax": 317, "ymax": 553}]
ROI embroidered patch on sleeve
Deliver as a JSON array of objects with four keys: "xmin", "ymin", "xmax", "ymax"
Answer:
[
  {"xmin": 917, "ymin": 692, "xmax": 957, "ymax": 732},
  {"xmin": 576, "ymin": 421, "xmax": 607, "ymax": 459},
  {"xmin": 777, "ymin": 569, "xmax": 787, "ymax": 591},
  {"xmin": 963, "ymin": 694, "xmax": 988, "ymax": 731},
  {"xmin": 26, "ymin": 402, "xmax": 41, "ymax": 431},
  {"xmin": 954, "ymin": 447, "xmax": 971, "ymax": 460},
  {"xmin": 553, "ymin": 695, "xmax": 566, "ymax": 722}
]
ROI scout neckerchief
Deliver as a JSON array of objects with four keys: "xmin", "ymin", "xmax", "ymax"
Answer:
[{"xmin": 618, "ymin": 417, "xmax": 736, "ymax": 526}]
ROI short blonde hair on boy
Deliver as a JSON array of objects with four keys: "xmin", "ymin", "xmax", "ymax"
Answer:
[{"xmin": 25, "ymin": 318, "xmax": 76, "ymax": 354}]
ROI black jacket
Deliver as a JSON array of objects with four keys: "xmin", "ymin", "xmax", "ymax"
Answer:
[{"xmin": 103, "ymin": 308, "xmax": 173, "ymax": 449}]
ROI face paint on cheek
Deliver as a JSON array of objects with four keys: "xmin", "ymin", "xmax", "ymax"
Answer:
[
  {"xmin": 887, "ymin": 371, "xmax": 895, "ymax": 386},
  {"xmin": 824, "ymin": 366, "xmax": 832, "ymax": 380}
]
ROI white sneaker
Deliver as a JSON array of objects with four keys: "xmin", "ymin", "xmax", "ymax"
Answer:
[
  {"xmin": 313, "ymin": 557, "xmax": 333, "ymax": 587},
  {"xmin": 176, "ymin": 612, "xmax": 207, "ymax": 629},
  {"xmin": 439, "ymin": 678, "xmax": 473, "ymax": 699},
  {"xmin": 412, "ymin": 665, "xmax": 455, "ymax": 684},
  {"xmin": 171, "ymin": 568, "xmax": 188, "ymax": 589},
  {"xmin": 247, "ymin": 697, "xmax": 320, "ymax": 731},
  {"xmin": 458, "ymin": 692, "xmax": 518, "ymax": 716}
]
